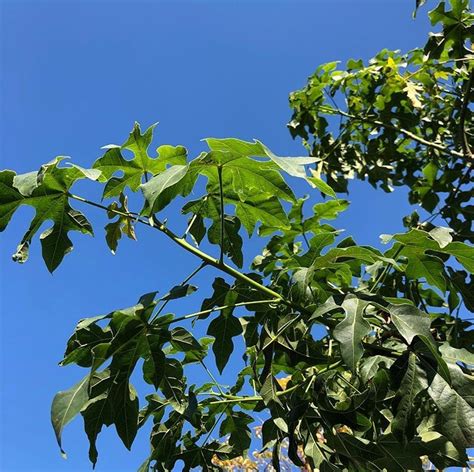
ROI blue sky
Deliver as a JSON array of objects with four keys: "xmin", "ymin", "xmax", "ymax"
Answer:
[{"xmin": 0, "ymin": 1, "xmax": 433, "ymax": 471}]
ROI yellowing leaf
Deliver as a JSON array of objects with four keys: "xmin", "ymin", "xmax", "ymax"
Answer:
[{"xmin": 404, "ymin": 81, "xmax": 423, "ymax": 108}]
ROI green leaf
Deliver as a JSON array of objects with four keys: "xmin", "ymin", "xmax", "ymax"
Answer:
[
  {"xmin": 207, "ymin": 311, "xmax": 242, "ymax": 373},
  {"xmin": 170, "ymin": 327, "xmax": 203, "ymax": 354},
  {"xmin": 375, "ymin": 435, "xmax": 424, "ymax": 471},
  {"xmin": 291, "ymin": 267, "xmax": 315, "ymax": 303},
  {"xmin": 110, "ymin": 381, "xmax": 139, "ymax": 450},
  {"xmin": 208, "ymin": 215, "xmax": 244, "ymax": 267},
  {"xmin": 93, "ymin": 123, "xmax": 187, "ymax": 198},
  {"xmin": 205, "ymin": 137, "xmax": 266, "ymax": 157},
  {"xmin": 310, "ymin": 296, "xmax": 340, "ymax": 321},
  {"xmin": 143, "ymin": 333, "xmax": 166, "ymax": 389},
  {"xmin": 313, "ymin": 199, "xmax": 349, "ymax": 220},
  {"xmin": 388, "ymin": 229, "xmax": 474, "ymax": 274},
  {"xmin": 187, "ymin": 214, "xmax": 206, "ymax": 246},
  {"xmin": 200, "ymin": 277, "xmax": 232, "ymax": 318},
  {"xmin": 104, "ymin": 193, "xmax": 137, "ymax": 254},
  {"xmin": 391, "ymin": 352, "xmax": 428, "ymax": 443},
  {"xmin": 260, "ymin": 374, "xmax": 283, "ymax": 407},
  {"xmin": 415, "ymin": 335, "xmax": 451, "ymax": 384},
  {"xmin": 219, "ymin": 410, "xmax": 253, "ymax": 453},
  {"xmin": 307, "ymin": 175, "xmax": 337, "ymax": 198},
  {"xmin": 326, "ymin": 433, "xmax": 384, "ymax": 462},
  {"xmin": 81, "ymin": 393, "xmax": 112, "ymax": 467},
  {"xmin": 447, "ymin": 268, "xmax": 474, "ymax": 312},
  {"xmin": 333, "ymin": 296, "xmax": 371, "ymax": 371},
  {"xmin": 428, "ymin": 370, "xmax": 474, "ymax": 449},
  {"xmin": 226, "ymin": 192, "xmax": 290, "ymax": 236},
  {"xmin": 201, "ymin": 139, "xmax": 296, "ymax": 202},
  {"xmin": 388, "ymin": 304, "xmax": 432, "ymax": 345},
  {"xmin": 256, "ymin": 140, "xmax": 316, "ymax": 178},
  {"xmin": 107, "ymin": 342, "xmax": 143, "ymax": 449},
  {"xmin": 159, "ymin": 359, "xmax": 186, "ymax": 406},
  {"xmin": 422, "ymin": 161, "xmax": 438, "ymax": 185},
  {"xmin": 439, "ymin": 343, "xmax": 474, "ymax": 365},
  {"xmin": 183, "ymin": 337, "xmax": 213, "ymax": 364},
  {"xmin": 60, "ymin": 316, "xmax": 112, "ymax": 368},
  {"xmin": 297, "ymin": 231, "xmax": 337, "ymax": 267},
  {"xmin": 122, "ymin": 122, "xmax": 158, "ymax": 168},
  {"xmin": 51, "ymin": 375, "xmax": 90, "ymax": 457},
  {"xmin": 206, "ymin": 137, "xmax": 316, "ymax": 180},
  {"xmin": 161, "ymin": 284, "xmax": 197, "ymax": 301},
  {"xmin": 303, "ymin": 419, "xmax": 324, "ymax": 468},
  {"xmin": 140, "ymin": 164, "xmax": 190, "ymax": 210},
  {"xmin": 360, "ymin": 355, "xmax": 394, "ymax": 383},
  {"xmin": 0, "ymin": 162, "xmax": 96, "ymax": 271},
  {"xmin": 311, "ymin": 245, "xmax": 381, "ymax": 270},
  {"xmin": 419, "ymin": 433, "xmax": 469, "ymax": 470},
  {"xmin": 402, "ymin": 247, "xmax": 447, "ymax": 292},
  {"xmin": 184, "ymin": 181, "xmax": 290, "ymax": 239}
]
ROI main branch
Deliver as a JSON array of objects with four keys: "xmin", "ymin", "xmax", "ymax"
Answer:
[{"xmin": 68, "ymin": 193, "xmax": 310, "ymax": 315}]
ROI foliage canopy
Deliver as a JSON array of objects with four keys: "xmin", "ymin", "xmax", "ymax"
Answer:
[{"xmin": 1, "ymin": 1, "xmax": 473, "ymax": 471}]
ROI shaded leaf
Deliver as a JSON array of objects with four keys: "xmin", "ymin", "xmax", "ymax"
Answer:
[
  {"xmin": 333, "ymin": 296, "xmax": 371, "ymax": 371},
  {"xmin": 161, "ymin": 284, "xmax": 197, "ymax": 301},
  {"xmin": 391, "ymin": 352, "xmax": 428, "ymax": 443},
  {"xmin": 388, "ymin": 304, "xmax": 432, "ymax": 345},
  {"xmin": 207, "ymin": 311, "xmax": 242, "ymax": 373},
  {"xmin": 51, "ymin": 375, "xmax": 90, "ymax": 457},
  {"xmin": 428, "ymin": 371, "xmax": 474, "ymax": 449}
]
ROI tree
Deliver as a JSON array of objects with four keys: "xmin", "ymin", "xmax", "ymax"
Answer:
[{"xmin": 0, "ymin": 0, "xmax": 473, "ymax": 470}]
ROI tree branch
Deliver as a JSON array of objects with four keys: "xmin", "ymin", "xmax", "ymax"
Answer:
[
  {"xmin": 320, "ymin": 105, "xmax": 464, "ymax": 159},
  {"xmin": 69, "ymin": 192, "xmax": 288, "ymax": 304}
]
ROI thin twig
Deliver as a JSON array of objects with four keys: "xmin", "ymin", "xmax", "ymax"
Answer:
[{"xmin": 150, "ymin": 262, "xmax": 207, "ymax": 323}]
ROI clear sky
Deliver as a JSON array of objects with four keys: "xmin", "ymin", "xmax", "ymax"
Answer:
[{"xmin": 0, "ymin": 1, "xmax": 432, "ymax": 471}]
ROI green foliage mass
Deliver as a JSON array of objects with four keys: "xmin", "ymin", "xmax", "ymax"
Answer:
[{"xmin": 1, "ymin": 1, "xmax": 473, "ymax": 470}]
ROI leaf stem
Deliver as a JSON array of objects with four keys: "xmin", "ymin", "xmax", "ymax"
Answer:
[
  {"xmin": 183, "ymin": 196, "xmax": 208, "ymax": 239},
  {"xmin": 150, "ymin": 262, "xmax": 207, "ymax": 323},
  {"xmin": 369, "ymin": 245, "xmax": 403, "ymax": 294},
  {"xmin": 201, "ymin": 410, "xmax": 226, "ymax": 448},
  {"xmin": 183, "ymin": 213, "xmax": 198, "ymax": 239},
  {"xmin": 156, "ymin": 299, "xmax": 280, "ymax": 326},
  {"xmin": 200, "ymin": 360, "xmax": 225, "ymax": 396},
  {"xmin": 208, "ymin": 363, "xmax": 344, "ymax": 405}
]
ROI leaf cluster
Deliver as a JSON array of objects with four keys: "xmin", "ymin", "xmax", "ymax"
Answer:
[
  {"xmin": 289, "ymin": 0, "xmax": 474, "ymax": 244},
  {"xmin": 0, "ymin": 2, "xmax": 473, "ymax": 471}
]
